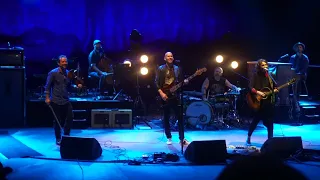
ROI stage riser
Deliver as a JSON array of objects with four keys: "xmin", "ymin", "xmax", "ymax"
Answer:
[
  {"xmin": 26, "ymin": 100, "xmax": 133, "ymax": 127},
  {"xmin": 274, "ymin": 105, "xmax": 320, "ymax": 124}
]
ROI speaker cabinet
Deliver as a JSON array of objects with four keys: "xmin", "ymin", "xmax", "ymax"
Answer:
[
  {"xmin": 60, "ymin": 136, "xmax": 102, "ymax": 160},
  {"xmin": 0, "ymin": 67, "xmax": 26, "ymax": 128},
  {"xmin": 184, "ymin": 140, "xmax": 227, "ymax": 164},
  {"xmin": 0, "ymin": 48, "xmax": 24, "ymax": 66},
  {"xmin": 260, "ymin": 137, "xmax": 303, "ymax": 158}
]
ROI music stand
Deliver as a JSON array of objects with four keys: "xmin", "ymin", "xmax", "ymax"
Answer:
[{"xmin": 112, "ymin": 64, "xmax": 131, "ymax": 99}]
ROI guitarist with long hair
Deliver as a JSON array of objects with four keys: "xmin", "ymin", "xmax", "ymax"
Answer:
[
  {"xmin": 155, "ymin": 52, "xmax": 189, "ymax": 146},
  {"xmin": 246, "ymin": 59, "xmax": 279, "ymax": 145}
]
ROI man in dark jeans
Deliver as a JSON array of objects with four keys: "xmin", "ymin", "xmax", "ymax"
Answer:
[
  {"xmin": 155, "ymin": 52, "xmax": 189, "ymax": 146},
  {"xmin": 45, "ymin": 55, "xmax": 82, "ymax": 145}
]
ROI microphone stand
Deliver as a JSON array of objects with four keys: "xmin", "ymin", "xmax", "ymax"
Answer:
[
  {"xmin": 230, "ymin": 70, "xmax": 250, "ymax": 82},
  {"xmin": 179, "ymin": 66, "xmax": 185, "ymax": 154}
]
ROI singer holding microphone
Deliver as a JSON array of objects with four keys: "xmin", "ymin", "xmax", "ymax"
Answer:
[{"xmin": 246, "ymin": 59, "xmax": 278, "ymax": 145}]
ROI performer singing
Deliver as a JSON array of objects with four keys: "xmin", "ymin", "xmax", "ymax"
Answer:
[
  {"xmin": 201, "ymin": 67, "xmax": 240, "ymax": 100},
  {"xmin": 88, "ymin": 40, "xmax": 114, "ymax": 95},
  {"xmin": 155, "ymin": 52, "xmax": 189, "ymax": 145},
  {"xmin": 246, "ymin": 59, "xmax": 278, "ymax": 145},
  {"xmin": 45, "ymin": 55, "xmax": 82, "ymax": 145},
  {"xmin": 289, "ymin": 42, "xmax": 309, "ymax": 112}
]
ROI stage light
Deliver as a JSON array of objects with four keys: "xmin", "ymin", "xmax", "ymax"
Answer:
[
  {"xmin": 140, "ymin": 55, "xmax": 148, "ymax": 63},
  {"xmin": 123, "ymin": 60, "xmax": 132, "ymax": 67},
  {"xmin": 140, "ymin": 67, "xmax": 148, "ymax": 75},
  {"xmin": 231, "ymin": 61, "xmax": 239, "ymax": 69},
  {"xmin": 215, "ymin": 55, "xmax": 223, "ymax": 63}
]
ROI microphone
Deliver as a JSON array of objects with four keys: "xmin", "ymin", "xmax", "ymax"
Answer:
[
  {"xmin": 281, "ymin": 54, "xmax": 289, "ymax": 58},
  {"xmin": 263, "ymin": 67, "xmax": 269, "ymax": 72},
  {"xmin": 278, "ymin": 54, "xmax": 289, "ymax": 62}
]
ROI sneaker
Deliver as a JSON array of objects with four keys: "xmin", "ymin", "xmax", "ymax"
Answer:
[
  {"xmin": 166, "ymin": 138, "xmax": 172, "ymax": 145},
  {"xmin": 180, "ymin": 139, "xmax": 189, "ymax": 146},
  {"xmin": 56, "ymin": 139, "xmax": 61, "ymax": 146}
]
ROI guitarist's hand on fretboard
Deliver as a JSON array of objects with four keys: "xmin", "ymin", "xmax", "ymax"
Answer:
[{"xmin": 257, "ymin": 91, "xmax": 266, "ymax": 97}]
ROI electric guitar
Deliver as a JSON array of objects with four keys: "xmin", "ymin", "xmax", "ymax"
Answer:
[
  {"xmin": 246, "ymin": 78, "xmax": 296, "ymax": 111},
  {"xmin": 158, "ymin": 67, "xmax": 207, "ymax": 104}
]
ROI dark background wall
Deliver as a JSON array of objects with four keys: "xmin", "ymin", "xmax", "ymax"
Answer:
[{"xmin": 0, "ymin": 0, "xmax": 319, "ymax": 99}]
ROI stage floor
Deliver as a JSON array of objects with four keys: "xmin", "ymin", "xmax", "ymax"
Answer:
[{"xmin": 1, "ymin": 123, "xmax": 320, "ymax": 179}]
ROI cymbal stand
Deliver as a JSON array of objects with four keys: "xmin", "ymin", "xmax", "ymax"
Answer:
[{"xmin": 228, "ymin": 94, "xmax": 240, "ymax": 122}]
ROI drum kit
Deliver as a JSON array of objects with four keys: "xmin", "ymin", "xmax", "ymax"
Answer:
[{"xmin": 183, "ymin": 90, "xmax": 243, "ymax": 130}]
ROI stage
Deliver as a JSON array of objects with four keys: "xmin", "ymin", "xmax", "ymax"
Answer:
[{"xmin": 1, "ymin": 123, "xmax": 320, "ymax": 179}]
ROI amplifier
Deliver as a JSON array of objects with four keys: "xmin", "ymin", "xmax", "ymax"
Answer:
[
  {"xmin": 91, "ymin": 109, "xmax": 133, "ymax": 129},
  {"xmin": 0, "ymin": 48, "xmax": 24, "ymax": 66},
  {"xmin": 91, "ymin": 109, "xmax": 113, "ymax": 128},
  {"xmin": 113, "ymin": 109, "xmax": 133, "ymax": 129}
]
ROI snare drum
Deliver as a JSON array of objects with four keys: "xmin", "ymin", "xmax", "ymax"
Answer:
[{"xmin": 186, "ymin": 101, "xmax": 213, "ymax": 126}]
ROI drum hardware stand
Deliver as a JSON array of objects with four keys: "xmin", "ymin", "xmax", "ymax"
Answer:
[
  {"xmin": 134, "ymin": 71, "xmax": 152, "ymax": 129},
  {"xmin": 228, "ymin": 94, "xmax": 240, "ymax": 122},
  {"xmin": 38, "ymin": 85, "xmax": 45, "ymax": 99}
]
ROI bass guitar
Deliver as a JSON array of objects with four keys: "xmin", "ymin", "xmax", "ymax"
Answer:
[
  {"xmin": 246, "ymin": 78, "xmax": 296, "ymax": 111},
  {"xmin": 158, "ymin": 67, "xmax": 207, "ymax": 104}
]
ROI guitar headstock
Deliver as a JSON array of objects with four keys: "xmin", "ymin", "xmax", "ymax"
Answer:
[
  {"xmin": 195, "ymin": 67, "xmax": 207, "ymax": 75},
  {"xmin": 287, "ymin": 78, "xmax": 296, "ymax": 85}
]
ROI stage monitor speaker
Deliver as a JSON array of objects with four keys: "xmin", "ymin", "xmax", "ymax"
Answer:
[
  {"xmin": 60, "ymin": 136, "xmax": 102, "ymax": 160},
  {"xmin": 0, "ymin": 67, "xmax": 26, "ymax": 128},
  {"xmin": 260, "ymin": 137, "xmax": 303, "ymax": 159},
  {"xmin": 184, "ymin": 140, "xmax": 227, "ymax": 164}
]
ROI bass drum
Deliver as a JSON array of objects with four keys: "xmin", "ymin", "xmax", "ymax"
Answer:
[{"xmin": 186, "ymin": 101, "xmax": 213, "ymax": 127}]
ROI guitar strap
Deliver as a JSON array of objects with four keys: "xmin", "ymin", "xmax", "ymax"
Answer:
[{"xmin": 267, "ymin": 73, "xmax": 275, "ymax": 103}]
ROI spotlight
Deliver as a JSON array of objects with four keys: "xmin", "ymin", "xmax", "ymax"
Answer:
[
  {"xmin": 140, "ymin": 55, "xmax": 148, "ymax": 63},
  {"xmin": 123, "ymin": 60, "xmax": 132, "ymax": 67},
  {"xmin": 231, "ymin": 61, "xmax": 239, "ymax": 69},
  {"xmin": 215, "ymin": 55, "xmax": 223, "ymax": 63},
  {"xmin": 140, "ymin": 67, "xmax": 148, "ymax": 75}
]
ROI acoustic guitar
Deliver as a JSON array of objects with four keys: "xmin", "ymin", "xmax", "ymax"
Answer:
[
  {"xmin": 158, "ymin": 67, "xmax": 207, "ymax": 105},
  {"xmin": 246, "ymin": 78, "xmax": 296, "ymax": 111}
]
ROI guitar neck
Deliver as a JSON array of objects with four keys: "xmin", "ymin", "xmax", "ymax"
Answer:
[
  {"xmin": 170, "ymin": 73, "xmax": 197, "ymax": 92},
  {"xmin": 277, "ymin": 82, "xmax": 291, "ymax": 90},
  {"xmin": 265, "ymin": 82, "xmax": 292, "ymax": 96}
]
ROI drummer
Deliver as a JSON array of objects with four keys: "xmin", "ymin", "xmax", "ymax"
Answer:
[{"xmin": 201, "ymin": 67, "xmax": 240, "ymax": 100}]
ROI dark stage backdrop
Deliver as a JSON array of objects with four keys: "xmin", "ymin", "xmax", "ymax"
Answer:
[{"xmin": 0, "ymin": 0, "xmax": 319, "ymax": 96}]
